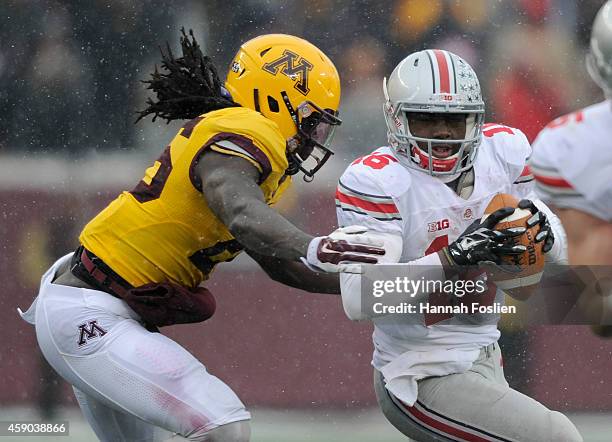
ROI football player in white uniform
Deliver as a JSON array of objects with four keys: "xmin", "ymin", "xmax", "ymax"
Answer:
[
  {"xmin": 531, "ymin": 1, "xmax": 612, "ymax": 337},
  {"xmin": 337, "ymin": 50, "xmax": 582, "ymax": 441}
]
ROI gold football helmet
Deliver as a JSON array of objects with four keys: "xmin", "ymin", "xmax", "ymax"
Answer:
[{"xmin": 225, "ymin": 34, "xmax": 341, "ymax": 179}]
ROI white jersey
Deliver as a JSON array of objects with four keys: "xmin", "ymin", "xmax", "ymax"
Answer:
[
  {"xmin": 531, "ymin": 100, "xmax": 612, "ymax": 221},
  {"xmin": 336, "ymin": 124, "xmax": 534, "ymax": 369}
]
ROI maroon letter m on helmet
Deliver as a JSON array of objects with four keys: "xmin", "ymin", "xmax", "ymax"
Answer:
[
  {"xmin": 262, "ymin": 50, "xmax": 314, "ymax": 95},
  {"xmin": 77, "ymin": 320, "xmax": 107, "ymax": 346}
]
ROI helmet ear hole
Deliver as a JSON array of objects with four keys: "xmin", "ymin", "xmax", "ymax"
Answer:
[{"xmin": 267, "ymin": 96, "xmax": 280, "ymax": 113}]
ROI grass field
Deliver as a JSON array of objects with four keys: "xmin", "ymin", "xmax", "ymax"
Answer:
[{"xmin": 1, "ymin": 406, "xmax": 610, "ymax": 441}]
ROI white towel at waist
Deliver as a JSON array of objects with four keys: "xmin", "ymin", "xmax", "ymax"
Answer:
[{"xmin": 379, "ymin": 346, "xmax": 481, "ymax": 406}]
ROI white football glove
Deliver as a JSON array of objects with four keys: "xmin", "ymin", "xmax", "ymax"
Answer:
[{"xmin": 301, "ymin": 225, "xmax": 386, "ymax": 274}]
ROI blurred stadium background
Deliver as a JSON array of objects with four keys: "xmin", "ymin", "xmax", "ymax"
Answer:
[{"xmin": 1, "ymin": 0, "xmax": 611, "ymax": 441}]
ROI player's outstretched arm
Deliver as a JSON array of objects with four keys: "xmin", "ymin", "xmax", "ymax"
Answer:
[
  {"xmin": 247, "ymin": 250, "xmax": 340, "ymax": 294},
  {"xmin": 199, "ymin": 151, "xmax": 311, "ymax": 261},
  {"xmin": 198, "ymin": 151, "xmax": 384, "ymax": 270}
]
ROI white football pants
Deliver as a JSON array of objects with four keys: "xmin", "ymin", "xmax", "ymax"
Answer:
[
  {"xmin": 374, "ymin": 343, "xmax": 583, "ymax": 442},
  {"xmin": 20, "ymin": 254, "xmax": 250, "ymax": 442}
]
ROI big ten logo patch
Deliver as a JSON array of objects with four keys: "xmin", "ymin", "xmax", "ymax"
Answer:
[
  {"xmin": 427, "ymin": 218, "xmax": 450, "ymax": 232},
  {"xmin": 262, "ymin": 50, "xmax": 313, "ymax": 95},
  {"xmin": 77, "ymin": 320, "xmax": 107, "ymax": 346}
]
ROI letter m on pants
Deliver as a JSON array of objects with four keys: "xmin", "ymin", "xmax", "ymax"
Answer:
[
  {"xmin": 77, "ymin": 320, "xmax": 107, "ymax": 346},
  {"xmin": 262, "ymin": 50, "xmax": 314, "ymax": 95}
]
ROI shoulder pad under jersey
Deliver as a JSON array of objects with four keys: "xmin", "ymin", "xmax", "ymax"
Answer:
[
  {"xmin": 481, "ymin": 123, "xmax": 531, "ymax": 182},
  {"xmin": 197, "ymin": 107, "xmax": 289, "ymax": 175},
  {"xmin": 339, "ymin": 146, "xmax": 412, "ymax": 200}
]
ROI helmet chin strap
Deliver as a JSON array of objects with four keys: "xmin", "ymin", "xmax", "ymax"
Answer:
[{"xmin": 282, "ymin": 91, "xmax": 304, "ymax": 177}]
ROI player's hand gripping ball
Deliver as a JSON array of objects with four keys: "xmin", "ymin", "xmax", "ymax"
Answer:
[
  {"xmin": 517, "ymin": 198, "xmax": 555, "ymax": 253},
  {"xmin": 482, "ymin": 193, "xmax": 546, "ymax": 289},
  {"xmin": 444, "ymin": 207, "xmax": 526, "ymax": 267}
]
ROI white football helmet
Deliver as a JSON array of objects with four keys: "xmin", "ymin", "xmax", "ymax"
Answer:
[
  {"xmin": 587, "ymin": 0, "xmax": 612, "ymax": 97},
  {"xmin": 383, "ymin": 49, "xmax": 485, "ymax": 176}
]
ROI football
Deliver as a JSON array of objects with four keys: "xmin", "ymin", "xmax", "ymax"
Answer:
[{"xmin": 481, "ymin": 193, "xmax": 545, "ymax": 293}]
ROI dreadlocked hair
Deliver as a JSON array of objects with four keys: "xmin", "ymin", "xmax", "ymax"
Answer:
[{"xmin": 136, "ymin": 28, "xmax": 240, "ymax": 124}]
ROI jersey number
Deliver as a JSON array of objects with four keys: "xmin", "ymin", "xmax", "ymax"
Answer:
[
  {"xmin": 130, "ymin": 118, "xmax": 202, "ymax": 203},
  {"xmin": 545, "ymin": 111, "xmax": 584, "ymax": 129},
  {"xmin": 352, "ymin": 153, "xmax": 398, "ymax": 169},
  {"xmin": 130, "ymin": 118, "xmax": 242, "ymax": 275},
  {"xmin": 424, "ymin": 234, "xmax": 448, "ymax": 256},
  {"xmin": 482, "ymin": 123, "xmax": 515, "ymax": 138},
  {"xmin": 130, "ymin": 146, "xmax": 172, "ymax": 203}
]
